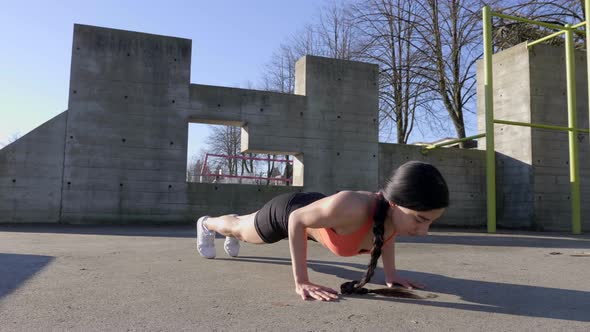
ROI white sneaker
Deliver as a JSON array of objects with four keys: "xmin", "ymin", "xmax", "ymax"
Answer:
[
  {"xmin": 224, "ymin": 236, "xmax": 240, "ymax": 257},
  {"xmin": 196, "ymin": 216, "xmax": 215, "ymax": 259}
]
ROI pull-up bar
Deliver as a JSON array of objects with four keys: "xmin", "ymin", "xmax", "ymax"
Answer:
[{"xmin": 481, "ymin": 4, "xmax": 590, "ymax": 234}]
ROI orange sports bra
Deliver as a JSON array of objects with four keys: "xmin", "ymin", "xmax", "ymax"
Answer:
[{"xmin": 313, "ymin": 198, "xmax": 396, "ymax": 257}]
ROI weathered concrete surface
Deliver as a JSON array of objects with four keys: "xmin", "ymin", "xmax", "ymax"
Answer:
[
  {"xmin": 0, "ymin": 111, "xmax": 67, "ymax": 223},
  {"xmin": 1, "ymin": 225, "xmax": 589, "ymax": 331},
  {"xmin": 477, "ymin": 43, "xmax": 590, "ymax": 231},
  {"xmin": 380, "ymin": 144, "xmax": 487, "ymax": 228},
  {"xmin": 0, "ymin": 23, "xmax": 486, "ymax": 228}
]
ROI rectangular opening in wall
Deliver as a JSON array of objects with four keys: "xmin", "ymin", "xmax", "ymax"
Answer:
[{"xmin": 187, "ymin": 122, "xmax": 295, "ymax": 186}]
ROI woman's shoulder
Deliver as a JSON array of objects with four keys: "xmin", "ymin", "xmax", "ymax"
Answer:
[
  {"xmin": 327, "ymin": 191, "xmax": 378, "ymax": 214},
  {"xmin": 330, "ymin": 190, "xmax": 378, "ymax": 201}
]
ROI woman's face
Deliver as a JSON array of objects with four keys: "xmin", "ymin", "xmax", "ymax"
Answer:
[{"xmin": 390, "ymin": 204, "xmax": 445, "ymax": 236}]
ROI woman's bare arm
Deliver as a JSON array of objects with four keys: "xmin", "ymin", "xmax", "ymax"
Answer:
[
  {"xmin": 382, "ymin": 237, "xmax": 425, "ymax": 289},
  {"xmin": 287, "ymin": 191, "xmax": 369, "ymax": 301},
  {"xmin": 381, "ymin": 236, "xmax": 396, "ymax": 283}
]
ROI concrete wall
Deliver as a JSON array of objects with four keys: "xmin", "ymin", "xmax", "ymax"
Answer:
[
  {"xmin": 379, "ymin": 143, "xmax": 487, "ymax": 227},
  {"xmin": 293, "ymin": 56, "xmax": 379, "ymax": 193},
  {"xmin": 0, "ymin": 112, "xmax": 67, "ymax": 222},
  {"xmin": 0, "ymin": 24, "xmax": 379, "ymax": 224},
  {"xmin": 477, "ymin": 43, "xmax": 590, "ymax": 231},
  {"xmin": 476, "ymin": 43, "xmax": 535, "ymax": 229},
  {"xmin": 61, "ymin": 24, "xmax": 193, "ymax": 223},
  {"xmin": 528, "ymin": 44, "xmax": 590, "ymax": 231},
  {"xmin": 189, "ymin": 55, "xmax": 380, "ymax": 193}
]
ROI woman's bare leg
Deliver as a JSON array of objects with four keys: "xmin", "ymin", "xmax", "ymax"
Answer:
[{"xmin": 204, "ymin": 212, "xmax": 265, "ymax": 244}]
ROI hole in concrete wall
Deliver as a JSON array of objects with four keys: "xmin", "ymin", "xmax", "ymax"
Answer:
[
  {"xmin": 124, "ymin": 95, "xmax": 128, "ymax": 99},
  {"xmin": 122, "ymin": 138, "xmax": 126, "ymax": 143},
  {"xmin": 172, "ymin": 100, "xmax": 175, "ymax": 104},
  {"xmin": 187, "ymin": 122, "xmax": 297, "ymax": 187},
  {"xmin": 12, "ymin": 179, "xmax": 16, "ymax": 183}
]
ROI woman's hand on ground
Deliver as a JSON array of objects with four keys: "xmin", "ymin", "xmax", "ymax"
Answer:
[
  {"xmin": 295, "ymin": 281, "xmax": 339, "ymax": 301},
  {"xmin": 385, "ymin": 273, "xmax": 425, "ymax": 290}
]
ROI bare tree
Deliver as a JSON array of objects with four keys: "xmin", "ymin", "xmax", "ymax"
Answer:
[
  {"xmin": 187, "ymin": 152, "xmax": 204, "ymax": 182},
  {"xmin": 1, "ymin": 132, "xmax": 21, "ymax": 148},
  {"xmin": 262, "ymin": 1, "xmax": 362, "ymax": 94},
  {"xmin": 262, "ymin": 43, "xmax": 298, "ymax": 93},
  {"xmin": 494, "ymin": 0, "xmax": 585, "ymax": 50},
  {"xmin": 409, "ymin": 0, "xmax": 485, "ymax": 147},
  {"xmin": 502, "ymin": 0, "xmax": 584, "ymax": 24},
  {"xmin": 205, "ymin": 126, "xmax": 241, "ymax": 176},
  {"xmin": 8, "ymin": 132, "xmax": 20, "ymax": 143},
  {"xmin": 352, "ymin": 0, "xmax": 435, "ymax": 143},
  {"xmin": 291, "ymin": 24, "xmax": 326, "ymax": 60},
  {"xmin": 318, "ymin": 0, "xmax": 363, "ymax": 60},
  {"xmin": 203, "ymin": 125, "xmax": 288, "ymax": 185}
]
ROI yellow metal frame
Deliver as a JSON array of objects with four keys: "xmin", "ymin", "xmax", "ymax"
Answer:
[
  {"xmin": 426, "ymin": 4, "xmax": 589, "ymax": 234},
  {"xmin": 483, "ymin": 5, "xmax": 589, "ymax": 234}
]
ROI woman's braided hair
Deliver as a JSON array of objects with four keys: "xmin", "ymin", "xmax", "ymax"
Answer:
[
  {"xmin": 340, "ymin": 161, "xmax": 449, "ymax": 298},
  {"xmin": 339, "ymin": 192, "xmax": 389, "ymax": 295}
]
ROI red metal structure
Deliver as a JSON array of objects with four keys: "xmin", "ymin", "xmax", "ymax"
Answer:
[{"xmin": 200, "ymin": 153, "xmax": 293, "ymax": 184}]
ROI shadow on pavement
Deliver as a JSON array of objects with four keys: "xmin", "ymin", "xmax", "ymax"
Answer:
[
  {"xmin": 397, "ymin": 233, "xmax": 590, "ymax": 249},
  {"xmin": 218, "ymin": 256, "xmax": 589, "ymax": 322},
  {"xmin": 0, "ymin": 253, "xmax": 54, "ymax": 300},
  {"xmin": 1, "ymin": 225, "xmax": 589, "ymax": 249},
  {"xmin": 0, "ymin": 224, "xmax": 195, "ymax": 238}
]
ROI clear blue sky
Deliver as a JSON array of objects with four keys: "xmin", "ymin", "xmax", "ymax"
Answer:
[{"xmin": 0, "ymin": 0, "xmax": 321, "ymax": 150}]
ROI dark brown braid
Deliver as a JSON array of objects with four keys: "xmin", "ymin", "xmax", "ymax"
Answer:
[{"xmin": 339, "ymin": 192, "xmax": 436, "ymax": 299}]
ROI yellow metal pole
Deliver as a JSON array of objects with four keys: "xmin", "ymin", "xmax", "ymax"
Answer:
[
  {"xmin": 492, "ymin": 12, "xmax": 566, "ymax": 31},
  {"xmin": 586, "ymin": 0, "xmax": 590, "ymax": 234},
  {"xmin": 527, "ymin": 30, "xmax": 566, "ymax": 48},
  {"xmin": 494, "ymin": 119, "xmax": 590, "ymax": 133},
  {"xmin": 565, "ymin": 25, "xmax": 582, "ymax": 234},
  {"xmin": 587, "ymin": 0, "xmax": 590, "ymax": 233},
  {"xmin": 423, "ymin": 133, "xmax": 487, "ymax": 150},
  {"xmin": 483, "ymin": 6, "xmax": 496, "ymax": 233},
  {"xmin": 587, "ymin": 1, "xmax": 590, "ymax": 133}
]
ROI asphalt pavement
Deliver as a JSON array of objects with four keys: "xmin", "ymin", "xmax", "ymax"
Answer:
[{"xmin": 1, "ymin": 225, "xmax": 589, "ymax": 331}]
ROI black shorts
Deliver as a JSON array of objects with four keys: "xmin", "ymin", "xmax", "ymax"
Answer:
[{"xmin": 254, "ymin": 192, "xmax": 326, "ymax": 243}]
